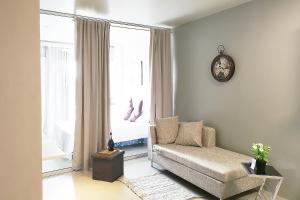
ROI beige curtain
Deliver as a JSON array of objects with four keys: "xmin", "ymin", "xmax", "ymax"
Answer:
[
  {"xmin": 149, "ymin": 28, "xmax": 172, "ymax": 159},
  {"xmin": 150, "ymin": 28, "xmax": 172, "ymax": 122},
  {"xmin": 73, "ymin": 18, "xmax": 110, "ymax": 170}
]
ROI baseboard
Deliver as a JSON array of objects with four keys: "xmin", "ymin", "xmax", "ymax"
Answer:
[
  {"xmin": 42, "ymin": 167, "xmax": 73, "ymax": 177},
  {"xmin": 124, "ymin": 153, "xmax": 148, "ymax": 161}
]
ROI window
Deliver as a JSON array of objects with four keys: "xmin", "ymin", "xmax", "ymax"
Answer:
[
  {"xmin": 110, "ymin": 25, "xmax": 150, "ymax": 157},
  {"xmin": 40, "ymin": 14, "xmax": 75, "ymax": 173}
]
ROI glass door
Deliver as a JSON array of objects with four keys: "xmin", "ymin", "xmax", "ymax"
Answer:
[
  {"xmin": 110, "ymin": 25, "xmax": 150, "ymax": 159},
  {"xmin": 40, "ymin": 14, "xmax": 75, "ymax": 173}
]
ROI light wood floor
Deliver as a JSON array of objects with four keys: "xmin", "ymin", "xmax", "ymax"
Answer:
[
  {"xmin": 43, "ymin": 157, "xmax": 158, "ymax": 200},
  {"xmin": 43, "ymin": 157, "xmax": 285, "ymax": 200}
]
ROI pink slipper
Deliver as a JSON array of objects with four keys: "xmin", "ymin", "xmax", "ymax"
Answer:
[
  {"xmin": 130, "ymin": 100, "xmax": 143, "ymax": 122},
  {"xmin": 124, "ymin": 98, "xmax": 134, "ymax": 120}
]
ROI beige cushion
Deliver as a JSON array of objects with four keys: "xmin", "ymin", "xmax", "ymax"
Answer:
[
  {"xmin": 175, "ymin": 121, "xmax": 203, "ymax": 147},
  {"xmin": 155, "ymin": 116, "xmax": 179, "ymax": 144},
  {"xmin": 202, "ymin": 126, "xmax": 216, "ymax": 147},
  {"xmin": 153, "ymin": 144, "xmax": 251, "ymax": 182}
]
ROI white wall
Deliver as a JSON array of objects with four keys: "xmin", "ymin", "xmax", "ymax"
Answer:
[
  {"xmin": 0, "ymin": 0, "xmax": 42, "ymax": 200},
  {"xmin": 175, "ymin": 0, "xmax": 300, "ymax": 199}
]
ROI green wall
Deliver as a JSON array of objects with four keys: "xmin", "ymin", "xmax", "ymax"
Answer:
[{"xmin": 174, "ymin": 0, "xmax": 300, "ymax": 199}]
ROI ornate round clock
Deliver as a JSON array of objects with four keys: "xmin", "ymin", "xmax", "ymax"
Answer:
[{"xmin": 211, "ymin": 45, "xmax": 235, "ymax": 82}]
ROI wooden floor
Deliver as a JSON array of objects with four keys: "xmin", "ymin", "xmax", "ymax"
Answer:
[
  {"xmin": 43, "ymin": 157, "xmax": 158, "ymax": 200},
  {"xmin": 43, "ymin": 157, "xmax": 286, "ymax": 200}
]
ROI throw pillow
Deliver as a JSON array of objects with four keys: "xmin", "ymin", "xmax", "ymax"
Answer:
[
  {"xmin": 175, "ymin": 121, "xmax": 203, "ymax": 147},
  {"xmin": 155, "ymin": 116, "xmax": 179, "ymax": 144}
]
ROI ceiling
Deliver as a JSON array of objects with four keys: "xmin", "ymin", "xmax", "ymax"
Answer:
[{"xmin": 40, "ymin": 0, "xmax": 251, "ymax": 27}]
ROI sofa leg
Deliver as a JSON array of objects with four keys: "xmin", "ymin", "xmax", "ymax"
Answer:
[{"xmin": 151, "ymin": 160, "xmax": 158, "ymax": 169}]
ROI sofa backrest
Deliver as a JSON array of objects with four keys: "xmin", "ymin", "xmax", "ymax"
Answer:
[
  {"xmin": 202, "ymin": 126, "xmax": 216, "ymax": 147},
  {"xmin": 149, "ymin": 124, "xmax": 216, "ymax": 147}
]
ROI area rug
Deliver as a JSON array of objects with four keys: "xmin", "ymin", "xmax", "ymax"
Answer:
[{"xmin": 118, "ymin": 173, "xmax": 206, "ymax": 200}]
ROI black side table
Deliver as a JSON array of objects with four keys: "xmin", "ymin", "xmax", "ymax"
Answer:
[
  {"xmin": 92, "ymin": 150, "xmax": 125, "ymax": 182},
  {"xmin": 242, "ymin": 162, "xmax": 283, "ymax": 200}
]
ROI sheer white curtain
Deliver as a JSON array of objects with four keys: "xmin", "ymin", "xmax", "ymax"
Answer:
[
  {"xmin": 109, "ymin": 26, "xmax": 150, "ymax": 143},
  {"xmin": 41, "ymin": 44, "xmax": 75, "ymax": 152}
]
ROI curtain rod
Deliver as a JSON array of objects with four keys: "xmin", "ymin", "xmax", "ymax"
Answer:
[
  {"xmin": 40, "ymin": 9, "xmax": 171, "ymax": 31},
  {"xmin": 41, "ymin": 40, "xmax": 73, "ymax": 45}
]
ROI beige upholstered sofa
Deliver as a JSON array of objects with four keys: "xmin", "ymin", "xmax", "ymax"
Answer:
[{"xmin": 149, "ymin": 125, "xmax": 262, "ymax": 200}]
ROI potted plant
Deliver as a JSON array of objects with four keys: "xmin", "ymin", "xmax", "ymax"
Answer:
[{"xmin": 251, "ymin": 143, "xmax": 271, "ymax": 174}]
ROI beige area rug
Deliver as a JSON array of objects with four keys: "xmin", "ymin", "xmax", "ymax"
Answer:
[{"xmin": 118, "ymin": 173, "xmax": 209, "ymax": 200}]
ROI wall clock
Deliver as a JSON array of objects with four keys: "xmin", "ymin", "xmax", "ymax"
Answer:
[{"xmin": 211, "ymin": 45, "xmax": 235, "ymax": 82}]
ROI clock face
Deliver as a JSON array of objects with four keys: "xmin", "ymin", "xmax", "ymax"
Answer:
[{"xmin": 211, "ymin": 54, "xmax": 235, "ymax": 82}]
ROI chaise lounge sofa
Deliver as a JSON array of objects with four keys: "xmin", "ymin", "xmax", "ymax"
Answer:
[{"xmin": 149, "ymin": 124, "xmax": 262, "ymax": 200}]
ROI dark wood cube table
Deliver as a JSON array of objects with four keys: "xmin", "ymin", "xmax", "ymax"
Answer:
[{"xmin": 92, "ymin": 150, "xmax": 125, "ymax": 182}]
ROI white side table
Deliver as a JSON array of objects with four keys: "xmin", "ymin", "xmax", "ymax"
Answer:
[{"xmin": 242, "ymin": 163, "xmax": 283, "ymax": 200}]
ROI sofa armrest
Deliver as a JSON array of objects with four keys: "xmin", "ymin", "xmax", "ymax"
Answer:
[
  {"xmin": 149, "ymin": 124, "xmax": 157, "ymax": 146},
  {"xmin": 202, "ymin": 126, "xmax": 216, "ymax": 147},
  {"xmin": 148, "ymin": 124, "xmax": 157, "ymax": 160}
]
